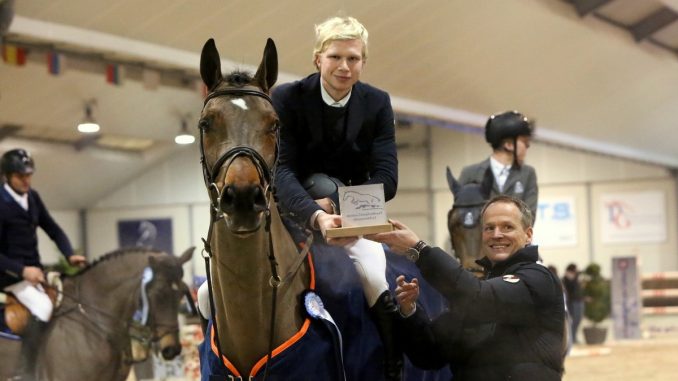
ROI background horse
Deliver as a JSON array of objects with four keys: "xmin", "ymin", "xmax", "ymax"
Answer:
[
  {"xmin": 0, "ymin": 247, "xmax": 194, "ymax": 381},
  {"xmin": 197, "ymin": 38, "xmax": 449, "ymax": 380},
  {"xmin": 446, "ymin": 167, "xmax": 491, "ymax": 274}
]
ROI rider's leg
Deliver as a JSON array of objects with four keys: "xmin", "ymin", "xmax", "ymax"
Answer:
[
  {"xmin": 346, "ymin": 239, "xmax": 403, "ymax": 381},
  {"xmin": 16, "ymin": 315, "xmax": 48, "ymax": 380},
  {"xmin": 5, "ymin": 281, "xmax": 53, "ymax": 322},
  {"xmin": 5, "ymin": 281, "xmax": 52, "ymax": 380}
]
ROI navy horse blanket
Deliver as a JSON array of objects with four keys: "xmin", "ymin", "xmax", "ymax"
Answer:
[{"xmin": 199, "ymin": 219, "xmax": 452, "ymax": 381}]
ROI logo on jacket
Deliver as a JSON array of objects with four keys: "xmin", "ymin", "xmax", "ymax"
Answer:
[
  {"xmin": 502, "ymin": 274, "xmax": 521, "ymax": 283},
  {"xmin": 514, "ymin": 181, "xmax": 524, "ymax": 194}
]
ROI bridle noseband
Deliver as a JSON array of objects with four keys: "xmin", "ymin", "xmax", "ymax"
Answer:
[{"xmin": 199, "ymin": 87, "xmax": 277, "ymax": 198}]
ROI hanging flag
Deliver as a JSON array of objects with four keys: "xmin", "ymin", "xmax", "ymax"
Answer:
[
  {"xmin": 106, "ymin": 63, "xmax": 124, "ymax": 85},
  {"xmin": 142, "ymin": 68, "xmax": 161, "ymax": 90},
  {"xmin": 2, "ymin": 44, "xmax": 27, "ymax": 66},
  {"xmin": 46, "ymin": 51, "xmax": 66, "ymax": 75}
]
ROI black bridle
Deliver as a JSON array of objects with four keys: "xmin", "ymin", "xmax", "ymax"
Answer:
[
  {"xmin": 199, "ymin": 88, "xmax": 276, "ymax": 188},
  {"xmin": 198, "ymin": 85, "xmax": 312, "ymax": 379},
  {"xmin": 48, "ymin": 275, "xmax": 184, "ymax": 364}
]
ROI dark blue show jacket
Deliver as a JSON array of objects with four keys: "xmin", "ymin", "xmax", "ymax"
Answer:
[{"xmin": 0, "ymin": 185, "xmax": 74, "ymax": 289}]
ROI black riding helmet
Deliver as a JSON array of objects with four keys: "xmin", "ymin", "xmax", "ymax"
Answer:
[
  {"xmin": 485, "ymin": 110, "xmax": 533, "ymax": 168},
  {"xmin": 484, "ymin": 110, "xmax": 533, "ymax": 149},
  {"xmin": 1, "ymin": 148, "xmax": 35, "ymax": 177}
]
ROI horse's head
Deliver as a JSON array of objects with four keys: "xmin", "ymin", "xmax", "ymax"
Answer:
[
  {"xmin": 446, "ymin": 167, "xmax": 491, "ymax": 274},
  {"xmin": 199, "ymin": 38, "xmax": 279, "ymax": 234},
  {"xmin": 143, "ymin": 247, "xmax": 195, "ymax": 360}
]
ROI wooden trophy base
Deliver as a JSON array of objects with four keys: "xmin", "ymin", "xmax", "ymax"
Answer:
[{"xmin": 325, "ymin": 223, "xmax": 393, "ymax": 238}]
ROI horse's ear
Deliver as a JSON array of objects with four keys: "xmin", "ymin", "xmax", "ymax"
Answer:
[
  {"xmin": 178, "ymin": 246, "xmax": 195, "ymax": 265},
  {"xmin": 200, "ymin": 38, "xmax": 223, "ymax": 91},
  {"xmin": 253, "ymin": 38, "xmax": 278, "ymax": 93},
  {"xmin": 446, "ymin": 166, "xmax": 461, "ymax": 195},
  {"xmin": 480, "ymin": 167, "xmax": 494, "ymax": 200}
]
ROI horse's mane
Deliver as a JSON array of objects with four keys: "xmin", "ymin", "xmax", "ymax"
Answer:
[
  {"xmin": 223, "ymin": 70, "xmax": 253, "ymax": 87},
  {"xmin": 68, "ymin": 247, "xmax": 161, "ymax": 278}
]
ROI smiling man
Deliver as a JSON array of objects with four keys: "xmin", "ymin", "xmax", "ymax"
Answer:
[{"xmin": 368, "ymin": 196, "xmax": 566, "ymax": 381}]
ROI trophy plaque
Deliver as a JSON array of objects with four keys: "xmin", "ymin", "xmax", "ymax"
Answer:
[{"xmin": 325, "ymin": 184, "xmax": 393, "ymax": 238}]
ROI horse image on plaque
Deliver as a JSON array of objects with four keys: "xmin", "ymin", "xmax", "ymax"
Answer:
[{"xmin": 326, "ymin": 184, "xmax": 394, "ymax": 238}]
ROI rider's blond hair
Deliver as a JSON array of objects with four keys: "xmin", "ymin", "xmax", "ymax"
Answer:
[{"xmin": 313, "ymin": 16, "xmax": 368, "ymax": 69}]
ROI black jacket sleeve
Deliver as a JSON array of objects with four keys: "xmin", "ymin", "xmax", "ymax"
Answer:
[{"xmin": 33, "ymin": 191, "xmax": 74, "ymax": 259}]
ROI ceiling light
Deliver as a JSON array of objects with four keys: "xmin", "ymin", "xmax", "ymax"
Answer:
[
  {"xmin": 174, "ymin": 118, "xmax": 194, "ymax": 145},
  {"xmin": 77, "ymin": 100, "xmax": 100, "ymax": 134}
]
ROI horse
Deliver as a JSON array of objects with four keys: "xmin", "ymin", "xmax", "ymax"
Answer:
[
  {"xmin": 0, "ymin": 247, "xmax": 194, "ymax": 381},
  {"xmin": 446, "ymin": 167, "xmax": 491, "ymax": 274},
  {"xmin": 196, "ymin": 38, "xmax": 451, "ymax": 381}
]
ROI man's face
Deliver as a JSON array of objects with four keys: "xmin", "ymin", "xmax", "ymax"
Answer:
[
  {"xmin": 315, "ymin": 39, "xmax": 364, "ymax": 101},
  {"xmin": 8, "ymin": 172, "xmax": 32, "ymax": 195},
  {"xmin": 481, "ymin": 201, "xmax": 533, "ymax": 264}
]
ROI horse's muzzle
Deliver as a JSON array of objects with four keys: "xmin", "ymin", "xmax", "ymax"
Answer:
[{"xmin": 219, "ymin": 183, "xmax": 268, "ymax": 233}]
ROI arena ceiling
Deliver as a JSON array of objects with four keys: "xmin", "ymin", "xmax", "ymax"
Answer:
[{"xmin": 1, "ymin": 0, "xmax": 678, "ymax": 208}]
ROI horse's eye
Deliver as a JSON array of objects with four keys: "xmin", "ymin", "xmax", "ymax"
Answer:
[
  {"xmin": 269, "ymin": 121, "xmax": 280, "ymax": 134},
  {"xmin": 198, "ymin": 119, "xmax": 211, "ymax": 131}
]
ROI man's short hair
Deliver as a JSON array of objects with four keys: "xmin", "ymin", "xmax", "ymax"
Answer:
[
  {"xmin": 481, "ymin": 195, "xmax": 534, "ymax": 229},
  {"xmin": 313, "ymin": 16, "xmax": 368, "ymax": 67}
]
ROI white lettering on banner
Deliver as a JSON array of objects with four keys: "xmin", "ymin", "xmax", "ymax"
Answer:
[{"xmin": 533, "ymin": 197, "xmax": 577, "ymax": 247}]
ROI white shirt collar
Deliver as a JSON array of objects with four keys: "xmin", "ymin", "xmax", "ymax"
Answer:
[
  {"xmin": 489, "ymin": 156, "xmax": 512, "ymax": 192},
  {"xmin": 320, "ymin": 78, "xmax": 351, "ymax": 108},
  {"xmin": 490, "ymin": 156, "xmax": 511, "ymax": 175},
  {"xmin": 4, "ymin": 183, "xmax": 29, "ymax": 211}
]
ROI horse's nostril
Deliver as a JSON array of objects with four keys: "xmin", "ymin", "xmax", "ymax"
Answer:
[
  {"xmin": 253, "ymin": 186, "xmax": 265, "ymax": 204},
  {"xmin": 219, "ymin": 184, "xmax": 267, "ymax": 212},
  {"xmin": 161, "ymin": 345, "xmax": 181, "ymax": 360},
  {"xmin": 219, "ymin": 185, "xmax": 234, "ymax": 209}
]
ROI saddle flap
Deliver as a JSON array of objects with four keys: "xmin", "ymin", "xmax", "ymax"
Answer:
[
  {"xmin": 4, "ymin": 274, "xmax": 61, "ymax": 335},
  {"xmin": 5, "ymin": 294, "xmax": 30, "ymax": 335}
]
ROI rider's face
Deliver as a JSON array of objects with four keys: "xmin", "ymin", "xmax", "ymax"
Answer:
[
  {"xmin": 315, "ymin": 39, "xmax": 364, "ymax": 101},
  {"xmin": 8, "ymin": 172, "xmax": 32, "ymax": 195},
  {"xmin": 515, "ymin": 136, "xmax": 531, "ymax": 165}
]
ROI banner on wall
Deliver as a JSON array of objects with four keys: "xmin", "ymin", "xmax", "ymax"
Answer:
[
  {"xmin": 600, "ymin": 191, "xmax": 666, "ymax": 243},
  {"xmin": 532, "ymin": 197, "xmax": 577, "ymax": 247},
  {"xmin": 118, "ymin": 218, "xmax": 173, "ymax": 254},
  {"xmin": 611, "ymin": 257, "xmax": 642, "ymax": 340}
]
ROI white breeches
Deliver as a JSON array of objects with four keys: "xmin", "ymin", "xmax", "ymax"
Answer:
[
  {"xmin": 4, "ymin": 281, "xmax": 53, "ymax": 322},
  {"xmin": 345, "ymin": 238, "xmax": 388, "ymax": 307}
]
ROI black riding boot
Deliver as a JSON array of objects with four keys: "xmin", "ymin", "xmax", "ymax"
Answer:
[
  {"xmin": 369, "ymin": 291, "xmax": 403, "ymax": 381},
  {"xmin": 14, "ymin": 316, "xmax": 48, "ymax": 381}
]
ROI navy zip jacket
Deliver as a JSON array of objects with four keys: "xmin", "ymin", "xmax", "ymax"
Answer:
[
  {"xmin": 0, "ymin": 185, "xmax": 74, "ymax": 289},
  {"xmin": 398, "ymin": 245, "xmax": 566, "ymax": 381}
]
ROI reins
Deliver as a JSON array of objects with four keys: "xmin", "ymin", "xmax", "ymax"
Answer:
[{"xmin": 198, "ymin": 85, "xmax": 312, "ymax": 379}]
